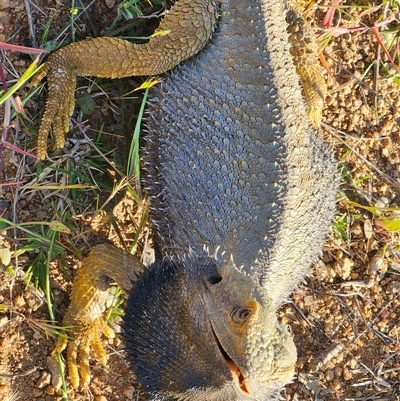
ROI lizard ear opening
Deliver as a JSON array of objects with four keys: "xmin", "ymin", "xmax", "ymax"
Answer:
[
  {"xmin": 197, "ymin": 256, "xmax": 229, "ymax": 288},
  {"xmin": 207, "ymin": 273, "xmax": 222, "ymax": 285},
  {"xmin": 202, "ymin": 255, "xmax": 238, "ymax": 289}
]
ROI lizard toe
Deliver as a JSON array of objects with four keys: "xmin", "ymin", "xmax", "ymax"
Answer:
[{"xmin": 67, "ymin": 340, "xmax": 81, "ymax": 388}]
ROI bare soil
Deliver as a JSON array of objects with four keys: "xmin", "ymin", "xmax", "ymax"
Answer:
[{"xmin": 1, "ymin": 0, "xmax": 400, "ymax": 400}]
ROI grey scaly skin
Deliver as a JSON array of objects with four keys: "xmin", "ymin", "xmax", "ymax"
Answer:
[
  {"xmin": 46, "ymin": 0, "xmax": 338, "ymax": 399},
  {"xmin": 144, "ymin": 0, "xmax": 337, "ymax": 308}
]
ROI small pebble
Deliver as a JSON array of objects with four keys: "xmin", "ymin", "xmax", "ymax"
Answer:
[
  {"xmin": 45, "ymin": 385, "xmax": 55, "ymax": 395},
  {"xmin": 47, "ymin": 356, "xmax": 62, "ymax": 390},
  {"xmin": 36, "ymin": 371, "xmax": 51, "ymax": 389},
  {"xmin": 13, "ymin": 295, "xmax": 25, "ymax": 307},
  {"xmin": 334, "ymin": 366, "xmax": 343, "ymax": 377},
  {"xmin": 123, "ymin": 385, "xmax": 135, "ymax": 399},
  {"xmin": 375, "ymin": 197, "xmax": 389, "ymax": 208},
  {"xmin": 32, "ymin": 388, "xmax": 43, "ymax": 397}
]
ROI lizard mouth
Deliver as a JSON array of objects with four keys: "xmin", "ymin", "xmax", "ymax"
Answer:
[{"xmin": 211, "ymin": 327, "xmax": 250, "ymax": 396}]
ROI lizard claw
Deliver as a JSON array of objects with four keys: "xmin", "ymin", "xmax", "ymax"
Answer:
[{"xmin": 36, "ymin": 51, "xmax": 77, "ymax": 159}]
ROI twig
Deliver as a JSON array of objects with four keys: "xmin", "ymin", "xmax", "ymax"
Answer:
[{"xmin": 23, "ymin": 0, "xmax": 37, "ymax": 48}]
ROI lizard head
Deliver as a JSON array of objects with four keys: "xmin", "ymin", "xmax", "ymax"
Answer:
[
  {"xmin": 202, "ymin": 256, "xmax": 297, "ymax": 399},
  {"xmin": 123, "ymin": 253, "xmax": 296, "ymax": 400}
]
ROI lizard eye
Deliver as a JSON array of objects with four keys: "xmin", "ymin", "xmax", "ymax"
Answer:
[{"xmin": 232, "ymin": 307, "xmax": 252, "ymax": 324}]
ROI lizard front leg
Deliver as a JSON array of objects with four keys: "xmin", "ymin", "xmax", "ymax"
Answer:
[
  {"xmin": 35, "ymin": 0, "xmax": 218, "ymax": 159},
  {"xmin": 52, "ymin": 243, "xmax": 144, "ymax": 388}
]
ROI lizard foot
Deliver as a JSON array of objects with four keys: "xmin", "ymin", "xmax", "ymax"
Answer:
[
  {"xmin": 35, "ymin": 50, "xmax": 77, "ymax": 159},
  {"xmin": 51, "ymin": 244, "xmax": 144, "ymax": 388},
  {"xmin": 53, "ymin": 311, "xmax": 115, "ymax": 388}
]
